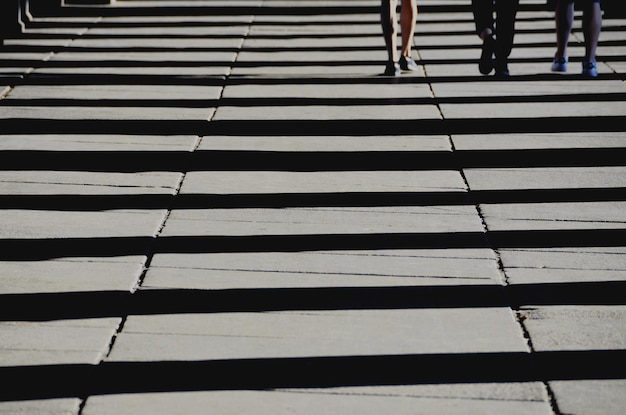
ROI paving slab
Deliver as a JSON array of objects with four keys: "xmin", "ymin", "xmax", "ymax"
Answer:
[
  {"xmin": 548, "ymin": 380, "xmax": 626, "ymax": 415},
  {"xmin": 180, "ymin": 170, "xmax": 467, "ymax": 194},
  {"xmin": 0, "ymin": 134, "xmax": 199, "ymax": 151},
  {"xmin": 464, "ymin": 167, "xmax": 626, "ymax": 190},
  {"xmin": 197, "ymin": 135, "xmax": 452, "ymax": 151},
  {"xmin": 0, "ymin": 399, "xmax": 81, "ymax": 415},
  {"xmin": 0, "ymin": 171, "xmax": 182, "ymax": 195},
  {"xmin": 213, "ymin": 103, "xmax": 438, "ymax": 120},
  {"xmin": 499, "ymin": 247, "xmax": 626, "ymax": 274},
  {"xmin": 159, "ymin": 205, "xmax": 484, "ymax": 236},
  {"xmin": 451, "ymin": 132, "xmax": 626, "ymax": 150},
  {"xmin": 0, "ymin": 258, "xmax": 144, "ymax": 294},
  {"xmin": 0, "ymin": 318, "xmax": 121, "ymax": 366},
  {"xmin": 1, "ymin": 84, "xmax": 220, "ymax": 120},
  {"xmin": 520, "ymin": 306, "xmax": 626, "ymax": 352},
  {"xmin": 478, "ymin": 202, "xmax": 626, "ymax": 230},
  {"xmin": 82, "ymin": 386, "xmax": 551, "ymax": 415},
  {"xmin": 107, "ymin": 307, "xmax": 527, "ymax": 361},
  {"xmin": 143, "ymin": 248, "xmax": 501, "ymax": 290},
  {"xmin": 220, "ymin": 82, "xmax": 433, "ymax": 99}
]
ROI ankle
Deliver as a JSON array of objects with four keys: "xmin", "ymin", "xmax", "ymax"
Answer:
[{"xmin": 479, "ymin": 28, "xmax": 493, "ymax": 40}]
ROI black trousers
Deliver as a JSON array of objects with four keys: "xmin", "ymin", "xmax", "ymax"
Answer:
[{"xmin": 472, "ymin": 0, "xmax": 520, "ymax": 63}]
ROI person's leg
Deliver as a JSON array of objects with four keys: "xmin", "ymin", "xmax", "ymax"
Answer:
[
  {"xmin": 493, "ymin": 0, "xmax": 519, "ymax": 75},
  {"xmin": 400, "ymin": 0, "xmax": 417, "ymax": 58},
  {"xmin": 381, "ymin": 0, "xmax": 400, "ymax": 74},
  {"xmin": 381, "ymin": 0, "xmax": 398, "ymax": 62},
  {"xmin": 554, "ymin": 0, "xmax": 574, "ymax": 60},
  {"xmin": 581, "ymin": 0, "xmax": 602, "ymax": 62},
  {"xmin": 580, "ymin": 0, "xmax": 601, "ymax": 77},
  {"xmin": 399, "ymin": 0, "xmax": 419, "ymax": 70},
  {"xmin": 472, "ymin": 0, "xmax": 496, "ymax": 74},
  {"xmin": 472, "ymin": 0, "xmax": 495, "ymax": 37}
]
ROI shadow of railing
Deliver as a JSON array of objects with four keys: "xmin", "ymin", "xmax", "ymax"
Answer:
[
  {"xmin": 0, "ymin": 147, "xmax": 625, "ymax": 172},
  {"xmin": 2, "ymin": 280, "xmax": 626, "ymax": 321},
  {"xmin": 1, "ymin": 349, "xmax": 625, "ymax": 401},
  {"xmin": 1, "ymin": 115, "xmax": 625, "ymax": 136},
  {"xmin": 1, "ymin": 229, "xmax": 625, "ymax": 261},
  {"xmin": 2, "ymin": 187, "xmax": 626, "ymax": 211}
]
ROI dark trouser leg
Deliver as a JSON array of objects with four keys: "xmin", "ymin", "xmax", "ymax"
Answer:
[
  {"xmin": 472, "ymin": 0, "xmax": 495, "ymax": 35},
  {"xmin": 494, "ymin": 0, "xmax": 519, "ymax": 67}
]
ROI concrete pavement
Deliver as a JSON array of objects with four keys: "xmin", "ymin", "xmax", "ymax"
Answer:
[{"xmin": 1, "ymin": 0, "xmax": 625, "ymax": 414}]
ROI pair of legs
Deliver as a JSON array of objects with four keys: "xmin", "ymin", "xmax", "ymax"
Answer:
[
  {"xmin": 553, "ymin": 0, "xmax": 602, "ymax": 76},
  {"xmin": 472, "ymin": 0, "xmax": 520, "ymax": 76},
  {"xmin": 381, "ymin": 0, "xmax": 418, "ymax": 75}
]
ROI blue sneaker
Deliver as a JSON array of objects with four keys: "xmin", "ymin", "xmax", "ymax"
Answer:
[
  {"xmin": 551, "ymin": 56, "xmax": 568, "ymax": 72},
  {"xmin": 582, "ymin": 60, "xmax": 598, "ymax": 78}
]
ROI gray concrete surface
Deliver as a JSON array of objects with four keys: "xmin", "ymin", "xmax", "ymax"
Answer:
[{"xmin": 0, "ymin": 0, "xmax": 625, "ymax": 414}]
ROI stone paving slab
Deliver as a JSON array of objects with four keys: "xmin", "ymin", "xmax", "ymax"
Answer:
[
  {"xmin": 107, "ymin": 308, "xmax": 527, "ymax": 361},
  {"xmin": 0, "ymin": 134, "xmax": 198, "ymax": 151},
  {"xmin": 197, "ymin": 135, "xmax": 452, "ymax": 151},
  {"xmin": 521, "ymin": 306, "xmax": 626, "ymax": 352},
  {"xmin": 159, "ymin": 206, "xmax": 484, "ymax": 236},
  {"xmin": 549, "ymin": 380, "xmax": 626, "ymax": 415},
  {"xmin": 143, "ymin": 248, "xmax": 501, "ymax": 290},
  {"xmin": 478, "ymin": 202, "xmax": 626, "ymax": 230},
  {"xmin": 451, "ymin": 132, "xmax": 626, "ymax": 150},
  {"xmin": 0, "ymin": 258, "xmax": 145, "ymax": 294},
  {"xmin": 81, "ymin": 386, "xmax": 552, "ymax": 415},
  {"xmin": 0, "ymin": 84, "xmax": 220, "ymax": 120},
  {"xmin": 0, "ymin": 209, "xmax": 165, "ymax": 239},
  {"xmin": 0, "ymin": 398, "xmax": 81, "ymax": 415},
  {"xmin": 0, "ymin": 318, "xmax": 121, "ymax": 366},
  {"xmin": 0, "ymin": 171, "xmax": 182, "ymax": 195},
  {"xmin": 213, "ymin": 103, "xmax": 437, "ymax": 120},
  {"xmin": 180, "ymin": 171, "xmax": 467, "ymax": 194},
  {"xmin": 464, "ymin": 167, "xmax": 626, "ymax": 190}
]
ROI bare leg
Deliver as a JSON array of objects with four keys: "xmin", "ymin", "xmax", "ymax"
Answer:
[
  {"xmin": 400, "ymin": 0, "xmax": 417, "ymax": 58},
  {"xmin": 555, "ymin": 0, "xmax": 574, "ymax": 59},
  {"xmin": 381, "ymin": 0, "xmax": 398, "ymax": 62},
  {"xmin": 582, "ymin": 1, "xmax": 602, "ymax": 61}
]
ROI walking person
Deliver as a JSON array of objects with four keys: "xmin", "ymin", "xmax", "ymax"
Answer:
[
  {"xmin": 381, "ymin": 0, "xmax": 419, "ymax": 76},
  {"xmin": 551, "ymin": 0, "xmax": 602, "ymax": 78},
  {"xmin": 472, "ymin": 0, "xmax": 520, "ymax": 77}
]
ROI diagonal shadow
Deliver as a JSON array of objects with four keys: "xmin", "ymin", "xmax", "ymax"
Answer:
[
  {"xmin": 3, "ymin": 92, "xmax": 625, "ymax": 108},
  {"xmin": 1, "ymin": 229, "xmax": 625, "ymax": 261},
  {"xmin": 1, "ymin": 116, "xmax": 625, "ymax": 136},
  {"xmin": 1, "ymin": 350, "xmax": 625, "ymax": 401},
  {"xmin": 11, "ymin": 72, "xmax": 623, "ymax": 88},
  {"xmin": 0, "ymin": 148, "xmax": 625, "ymax": 172},
  {"xmin": 2, "ymin": 188, "xmax": 626, "ymax": 211},
  {"xmin": 2, "ymin": 281, "xmax": 625, "ymax": 322}
]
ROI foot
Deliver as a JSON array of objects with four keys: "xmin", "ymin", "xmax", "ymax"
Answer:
[
  {"xmin": 479, "ymin": 34, "xmax": 495, "ymax": 75},
  {"xmin": 494, "ymin": 60, "xmax": 510, "ymax": 78},
  {"xmin": 551, "ymin": 56, "xmax": 568, "ymax": 72},
  {"xmin": 399, "ymin": 55, "xmax": 419, "ymax": 71},
  {"xmin": 582, "ymin": 60, "xmax": 598, "ymax": 78},
  {"xmin": 384, "ymin": 61, "xmax": 401, "ymax": 76}
]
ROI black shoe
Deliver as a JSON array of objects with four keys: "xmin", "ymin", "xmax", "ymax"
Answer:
[
  {"xmin": 384, "ymin": 61, "xmax": 401, "ymax": 76},
  {"xmin": 399, "ymin": 55, "xmax": 419, "ymax": 71},
  {"xmin": 494, "ymin": 60, "xmax": 510, "ymax": 77},
  {"xmin": 479, "ymin": 35, "xmax": 495, "ymax": 75}
]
